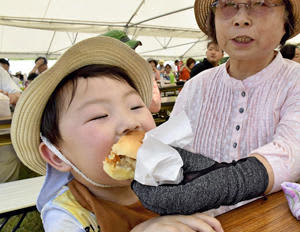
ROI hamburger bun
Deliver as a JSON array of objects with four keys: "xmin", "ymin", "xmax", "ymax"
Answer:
[{"xmin": 103, "ymin": 131, "xmax": 145, "ymax": 180}]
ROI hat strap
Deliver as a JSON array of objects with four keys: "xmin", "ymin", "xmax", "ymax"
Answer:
[{"xmin": 40, "ymin": 134, "xmax": 112, "ymax": 188}]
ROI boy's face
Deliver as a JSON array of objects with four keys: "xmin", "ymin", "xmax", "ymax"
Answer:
[{"xmin": 57, "ymin": 75, "xmax": 156, "ymax": 188}]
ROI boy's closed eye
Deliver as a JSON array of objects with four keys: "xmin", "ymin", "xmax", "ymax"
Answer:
[
  {"xmin": 131, "ymin": 105, "xmax": 144, "ymax": 110},
  {"xmin": 88, "ymin": 114, "xmax": 108, "ymax": 122}
]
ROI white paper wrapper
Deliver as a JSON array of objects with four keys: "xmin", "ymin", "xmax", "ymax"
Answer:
[{"xmin": 134, "ymin": 112, "xmax": 193, "ymax": 186}]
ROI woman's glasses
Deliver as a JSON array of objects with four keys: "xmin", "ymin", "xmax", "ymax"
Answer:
[{"xmin": 211, "ymin": 0, "xmax": 284, "ymax": 19}]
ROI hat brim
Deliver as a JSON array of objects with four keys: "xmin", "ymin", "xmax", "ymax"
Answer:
[
  {"xmin": 194, "ymin": 0, "xmax": 300, "ymax": 39},
  {"xmin": 11, "ymin": 36, "xmax": 153, "ymax": 175}
]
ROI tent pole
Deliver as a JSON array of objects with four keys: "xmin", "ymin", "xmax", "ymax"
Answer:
[
  {"xmin": 130, "ymin": 6, "xmax": 193, "ymax": 27},
  {"xmin": 46, "ymin": 31, "xmax": 56, "ymax": 57},
  {"xmin": 125, "ymin": 0, "xmax": 145, "ymax": 32}
]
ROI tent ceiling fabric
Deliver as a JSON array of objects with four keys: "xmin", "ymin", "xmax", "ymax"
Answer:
[
  {"xmin": 0, "ymin": 0, "xmax": 209, "ymax": 60},
  {"xmin": 0, "ymin": 0, "xmax": 299, "ymax": 60}
]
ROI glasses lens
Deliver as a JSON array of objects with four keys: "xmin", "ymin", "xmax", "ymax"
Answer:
[
  {"xmin": 217, "ymin": 0, "xmax": 277, "ymax": 18},
  {"xmin": 218, "ymin": 1, "xmax": 238, "ymax": 19}
]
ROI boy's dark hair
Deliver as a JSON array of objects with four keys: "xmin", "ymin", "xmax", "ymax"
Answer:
[
  {"xmin": 280, "ymin": 44, "xmax": 297, "ymax": 59},
  {"xmin": 35, "ymin": 56, "xmax": 48, "ymax": 65},
  {"xmin": 0, "ymin": 58, "xmax": 9, "ymax": 66},
  {"xmin": 207, "ymin": 0, "xmax": 294, "ymax": 46},
  {"xmin": 27, "ymin": 73, "xmax": 39, "ymax": 81},
  {"xmin": 41, "ymin": 64, "xmax": 136, "ymax": 146}
]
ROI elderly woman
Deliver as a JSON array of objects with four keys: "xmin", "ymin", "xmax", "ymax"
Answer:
[{"xmin": 132, "ymin": 0, "xmax": 300, "ymax": 217}]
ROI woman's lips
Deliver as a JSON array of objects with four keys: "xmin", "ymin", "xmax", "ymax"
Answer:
[{"xmin": 231, "ymin": 36, "xmax": 254, "ymax": 47}]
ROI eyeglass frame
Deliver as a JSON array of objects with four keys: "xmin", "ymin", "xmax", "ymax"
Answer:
[{"xmin": 211, "ymin": 0, "xmax": 284, "ymax": 17}]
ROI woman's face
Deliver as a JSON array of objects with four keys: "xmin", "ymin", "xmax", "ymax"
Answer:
[
  {"xmin": 293, "ymin": 48, "xmax": 300, "ymax": 63},
  {"xmin": 214, "ymin": 0, "xmax": 286, "ymax": 62}
]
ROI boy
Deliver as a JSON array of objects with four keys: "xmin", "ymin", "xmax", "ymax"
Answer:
[{"xmin": 11, "ymin": 36, "xmax": 222, "ymax": 232}]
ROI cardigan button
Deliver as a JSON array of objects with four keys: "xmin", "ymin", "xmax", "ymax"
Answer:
[{"xmin": 233, "ymin": 142, "xmax": 237, "ymax": 148}]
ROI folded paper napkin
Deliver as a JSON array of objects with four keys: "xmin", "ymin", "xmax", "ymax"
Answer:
[
  {"xmin": 134, "ymin": 111, "xmax": 194, "ymax": 186},
  {"xmin": 281, "ymin": 182, "xmax": 300, "ymax": 220}
]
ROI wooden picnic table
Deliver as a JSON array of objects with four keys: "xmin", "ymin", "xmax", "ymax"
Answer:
[
  {"xmin": 159, "ymin": 83, "xmax": 184, "ymax": 97},
  {"xmin": 0, "ymin": 116, "xmax": 11, "ymax": 126},
  {"xmin": 154, "ymin": 96, "xmax": 177, "ymax": 125},
  {"xmin": 0, "ymin": 116, "xmax": 12, "ymax": 145},
  {"xmin": 216, "ymin": 190, "xmax": 300, "ymax": 231},
  {"xmin": 0, "ymin": 176, "xmax": 45, "ymax": 218},
  {"xmin": 160, "ymin": 96, "xmax": 177, "ymax": 115}
]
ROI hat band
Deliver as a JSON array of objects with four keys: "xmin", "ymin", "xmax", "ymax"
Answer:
[{"xmin": 40, "ymin": 134, "xmax": 112, "ymax": 188}]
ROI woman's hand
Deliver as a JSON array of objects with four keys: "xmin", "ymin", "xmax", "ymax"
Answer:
[{"xmin": 131, "ymin": 213, "xmax": 223, "ymax": 232}]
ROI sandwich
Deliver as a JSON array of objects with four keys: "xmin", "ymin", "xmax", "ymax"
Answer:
[{"xmin": 103, "ymin": 130, "xmax": 145, "ymax": 180}]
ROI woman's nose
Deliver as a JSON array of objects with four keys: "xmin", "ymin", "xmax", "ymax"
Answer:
[{"xmin": 232, "ymin": 7, "xmax": 252, "ymax": 27}]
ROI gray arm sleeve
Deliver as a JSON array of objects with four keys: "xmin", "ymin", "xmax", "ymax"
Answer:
[{"xmin": 132, "ymin": 148, "xmax": 269, "ymax": 215}]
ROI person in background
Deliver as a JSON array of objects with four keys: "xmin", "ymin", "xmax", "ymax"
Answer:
[
  {"xmin": 157, "ymin": 60, "xmax": 165, "ymax": 73},
  {"xmin": 146, "ymin": 58, "xmax": 162, "ymax": 112},
  {"xmin": 25, "ymin": 73, "xmax": 39, "ymax": 88},
  {"xmin": 190, "ymin": 41, "xmax": 224, "ymax": 78},
  {"xmin": 147, "ymin": 58, "xmax": 160, "ymax": 82},
  {"xmin": 14, "ymin": 71, "xmax": 25, "ymax": 88},
  {"xmin": 280, "ymin": 44, "xmax": 300, "ymax": 63},
  {"xmin": 174, "ymin": 59, "xmax": 181, "ymax": 80},
  {"xmin": 11, "ymin": 36, "xmax": 223, "ymax": 232},
  {"xmin": 0, "ymin": 65, "xmax": 21, "ymax": 105},
  {"xmin": 0, "ymin": 58, "xmax": 10, "ymax": 72},
  {"xmin": 0, "ymin": 58, "xmax": 23, "ymax": 88},
  {"xmin": 29, "ymin": 56, "xmax": 48, "ymax": 75},
  {"xmin": 163, "ymin": 64, "xmax": 176, "ymax": 84},
  {"xmin": 179, "ymin": 57, "xmax": 196, "ymax": 81},
  {"xmin": 0, "ymin": 59, "xmax": 22, "ymax": 183}
]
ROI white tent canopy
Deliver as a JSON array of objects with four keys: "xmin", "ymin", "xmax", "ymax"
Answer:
[{"xmin": 0, "ymin": 0, "xmax": 300, "ymax": 60}]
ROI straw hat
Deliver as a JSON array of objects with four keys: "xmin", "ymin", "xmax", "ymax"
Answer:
[
  {"xmin": 11, "ymin": 36, "xmax": 153, "ymax": 175},
  {"xmin": 194, "ymin": 0, "xmax": 300, "ymax": 39}
]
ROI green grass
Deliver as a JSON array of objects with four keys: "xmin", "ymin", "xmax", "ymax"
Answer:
[
  {"xmin": 0, "ymin": 211, "xmax": 43, "ymax": 232},
  {"xmin": 0, "ymin": 165, "xmax": 44, "ymax": 232}
]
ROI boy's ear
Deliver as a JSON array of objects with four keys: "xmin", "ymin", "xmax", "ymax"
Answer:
[{"xmin": 39, "ymin": 142, "xmax": 72, "ymax": 172}]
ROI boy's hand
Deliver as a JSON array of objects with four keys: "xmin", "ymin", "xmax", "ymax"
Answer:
[{"xmin": 131, "ymin": 213, "xmax": 223, "ymax": 232}]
